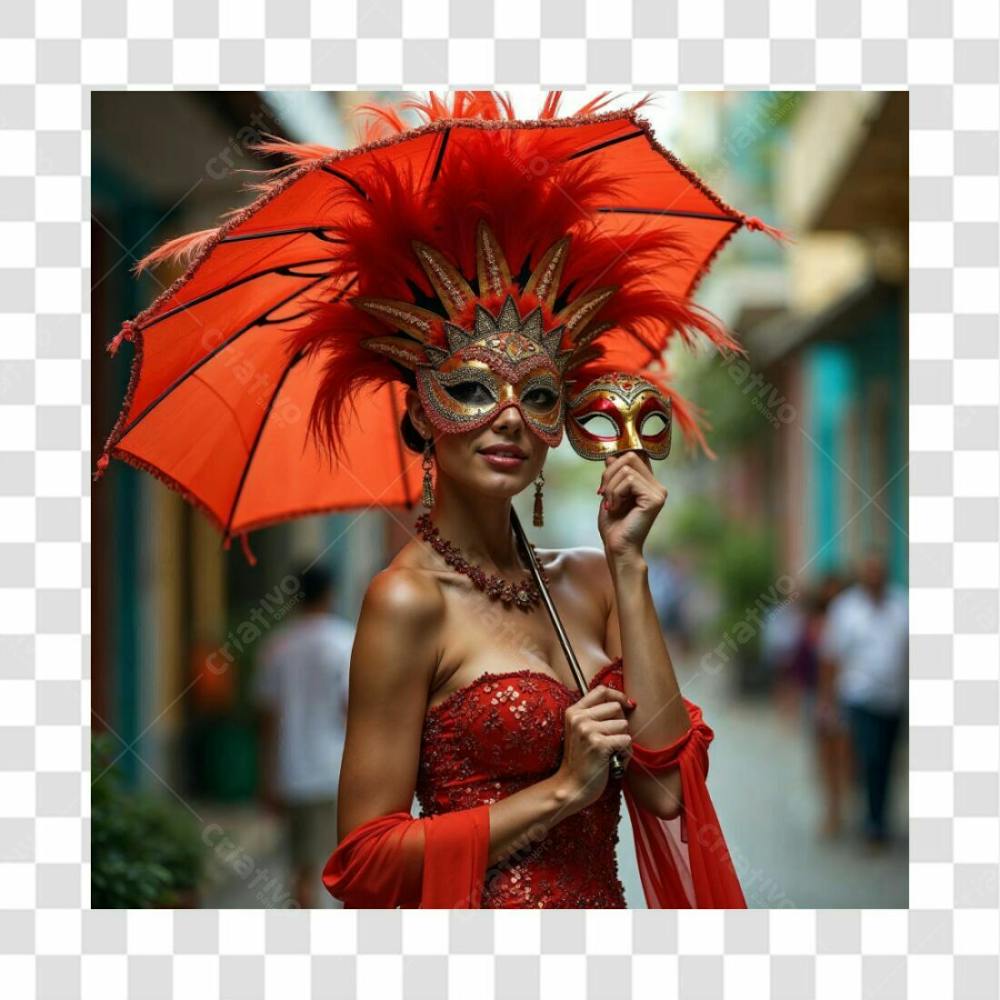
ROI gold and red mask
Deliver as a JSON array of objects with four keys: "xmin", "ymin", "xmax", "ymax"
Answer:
[
  {"xmin": 353, "ymin": 221, "xmax": 615, "ymax": 447},
  {"xmin": 566, "ymin": 372, "xmax": 673, "ymax": 461}
]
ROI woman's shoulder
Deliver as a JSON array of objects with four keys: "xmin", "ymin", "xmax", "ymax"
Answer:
[
  {"xmin": 361, "ymin": 558, "xmax": 446, "ymax": 629},
  {"xmin": 352, "ymin": 563, "xmax": 445, "ymax": 695},
  {"xmin": 535, "ymin": 545, "xmax": 613, "ymax": 598},
  {"xmin": 535, "ymin": 544, "xmax": 609, "ymax": 576}
]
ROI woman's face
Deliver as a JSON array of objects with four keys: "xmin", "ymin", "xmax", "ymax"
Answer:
[{"xmin": 407, "ymin": 389, "xmax": 547, "ymax": 498}]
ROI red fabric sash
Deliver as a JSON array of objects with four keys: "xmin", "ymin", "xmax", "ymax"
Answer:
[
  {"xmin": 623, "ymin": 698, "xmax": 747, "ymax": 908},
  {"xmin": 322, "ymin": 804, "xmax": 491, "ymax": 908},
  {"xmin": 323, "ymin": 697, "xmax": 745, "ymax": 909}
]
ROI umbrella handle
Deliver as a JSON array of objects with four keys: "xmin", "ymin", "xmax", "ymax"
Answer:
[{"xmin": 510, "ymin": 507, "xmax": 626, "ymax": 781}]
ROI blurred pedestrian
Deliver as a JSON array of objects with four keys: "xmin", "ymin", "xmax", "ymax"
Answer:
[
  {"xmin": 647, "ymin": 549, "xmax": 690, "ymax": 650},
  {"xmin": 818, "ymin": 553, "xmax": 907, "ymax": 848},
  {"xmin": 790, "ymin": 575, "xmax": 851, "ymax": 838},
  {"xmin": 762, "ymin": 588, "xmax": 805, "ymax": 719},
  {"xmin": 254, "ymin": 563, "xmax": 354, "ymax": 907}
]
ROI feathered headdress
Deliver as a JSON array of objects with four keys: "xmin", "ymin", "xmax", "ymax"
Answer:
[{"xmin": 136, "ymin": 91, "xmax": 746, "ymax": 463}]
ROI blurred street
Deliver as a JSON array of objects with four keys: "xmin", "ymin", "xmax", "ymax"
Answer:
[
  {"xmin": 616, "ymin": 658, "xmax": 908, "ymax": 909},
  {"xmin": 198, "ymin": 652, "xmax": 906, "ymax": 910},
  {"xmin": 92, "ymin": 90, "xmax": 908, "ymax": 911}
]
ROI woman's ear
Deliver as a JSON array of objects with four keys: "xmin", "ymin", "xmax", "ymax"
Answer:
[{"xmin": 405, "ymin": 388, "xmax": 433, "ymax": 441}]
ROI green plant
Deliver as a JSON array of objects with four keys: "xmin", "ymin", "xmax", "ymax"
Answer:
[
  {"xmin": 665, "ymin": 495, "xmax": 728, "ymax": 551},
  {"xmin": 707, "ymin": 529, "xmax": 778, "ymax": 658},
  {"xmin": 91, "ymin": 734, "xmax": 205, "ymax": 908}
]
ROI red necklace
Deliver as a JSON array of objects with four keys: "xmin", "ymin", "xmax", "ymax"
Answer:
[{"xmin": 414, "ymin": 513, "xmax": 549, "ymax": 610}]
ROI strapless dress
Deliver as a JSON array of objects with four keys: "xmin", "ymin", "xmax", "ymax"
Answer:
[{"xmin": 416, "ymin": 657, "xmax": 627, "ymax": 908}]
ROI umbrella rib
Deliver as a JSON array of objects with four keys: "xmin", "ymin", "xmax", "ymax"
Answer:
[
  {"xmin": 429, "ymin": 128, "xmax": 451, "ymax": 184},
  {"xmin": 223, "ymin": 346, "xmax": 306, "ymax": 543},
  {"xmin": 218, "ymin": 225, "xmax": 345, "ymax": 244},
  {"xmin": 321, "ymin": 165, "xmax": 369, "ymax": 200},
  {"xmin": 139, "ymin": 259, "xmax": 334, "ymax": 332},
  {"xmin": 597, "ymin": 207, "xmax": 741, "ymax": 223},
  {"xmin": 566, "ymin": 129, "xmax": 645, "ymax": 160},
  {"xmin": 116, "ymin": 271, "xmax": 352, "ymax": 444}
]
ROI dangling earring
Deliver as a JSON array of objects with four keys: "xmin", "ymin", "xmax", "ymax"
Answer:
[
  {"xmin": 421, "ymin": 437, "xmax": 435, "ymax": 509},
  {"xmin": 533, "ymin": 470, "xmax": 545, "ymax": 527}
]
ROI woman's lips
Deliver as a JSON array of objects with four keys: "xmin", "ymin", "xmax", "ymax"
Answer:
[{"xmin": 478, "ymin": 449, "xmax": 526, "ymax": 470}]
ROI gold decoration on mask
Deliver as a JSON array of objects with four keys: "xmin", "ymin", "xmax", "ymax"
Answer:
[
  {"xmin": 566, "ymin": 372, "xmax": 673, "ymax": 462},
  {"xmin": 354, "ymin": 220, "xmax": 621, "ymax": 445}
]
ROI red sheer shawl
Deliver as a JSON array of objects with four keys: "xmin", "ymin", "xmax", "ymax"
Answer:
[
  {"xmin": 322, "ymin": 696, "xmax": 745, "ymax": 909},
  {"xmin": 622, "ymin": 697, "xmax": 747, "ymax": 908},
  {"xmin": 322, "ymin": 804, "xmax": 491, "ymax": 908}
]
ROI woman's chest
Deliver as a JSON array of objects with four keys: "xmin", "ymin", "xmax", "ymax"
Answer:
[
  {"xmin": 421, "ymin": 672, "xmax": 577, "ymax": 784},
  {"xmin": 431, "ymin": 580, "xmax": 610, "ymax": 704}
]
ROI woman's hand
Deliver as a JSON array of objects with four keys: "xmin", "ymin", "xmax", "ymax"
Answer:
[
  {"xmin": 555, "ymin": 685, "xmax": 635, "ymax": 812},
  {"xmin": 597, "ymin": 451, "xmax": 668, "ymax": 564}
]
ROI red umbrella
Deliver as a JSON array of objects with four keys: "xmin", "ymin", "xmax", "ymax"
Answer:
[{"xmin": 95, "ymin": 93, "xmax": 777, "ymax": 562}]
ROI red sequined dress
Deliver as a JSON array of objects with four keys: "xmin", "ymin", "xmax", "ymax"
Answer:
[
  {"xmin": 323, "ymin": 658, "xmax": 746, "ymax": 909},
  {"xmin": 417, "ymin": 660, "xmax": 628, "ymax": 908}
]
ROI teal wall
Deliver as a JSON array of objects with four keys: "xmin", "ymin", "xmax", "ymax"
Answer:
[
  {"xmin": 805, "ymin": 293, "xmax": 906, "ymax": 585},
  {"xmin": 92, "ymin": 159, "xmax": 163, "ymax": 783}
]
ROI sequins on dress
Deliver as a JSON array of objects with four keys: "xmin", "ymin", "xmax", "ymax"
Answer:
[{"xmin": 416, "ymin": 658, "xmax": 627, "ymax": 908}]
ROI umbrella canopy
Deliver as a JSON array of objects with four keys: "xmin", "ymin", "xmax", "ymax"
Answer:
[{"xmin": 96, "ymin": 97, "xmax": 773, "ymax": 560}]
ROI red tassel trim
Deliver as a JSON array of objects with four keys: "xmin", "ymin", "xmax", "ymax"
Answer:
[
  {"xmin": 92, "ymin": 452, "xmax": 110, "ymax": 482},
  {"xmin": 222, "ymin": 531, "xmax": 258, "ymax": 567},
  {"xmin": 240, "ymin": 532, "xmax": 257, "ymax": 566},
  {"xmin": 742, "ymin": 216, "xmax": 793, "ymax": 244},
  {"xmin": 107, "ymin": 320, "xmax": 137, "ymax": 357}
]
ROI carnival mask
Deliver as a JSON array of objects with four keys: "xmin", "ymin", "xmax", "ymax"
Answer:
[
  {"xmin": 353, "ymin": 220, "xmax": 616, "ymax": 446},
  {"xmin": 566, "ymin": 372, "xmax": 673, "ymax": 461}
]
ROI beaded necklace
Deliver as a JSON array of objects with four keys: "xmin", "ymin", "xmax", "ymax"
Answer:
[{"xmin": 414, "ymin": 513, "xmax": 550, "ymax": 610}]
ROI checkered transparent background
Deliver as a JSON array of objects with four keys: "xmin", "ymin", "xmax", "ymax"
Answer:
[{"xmin": 1, "ymin": 1, "xmax": 997, "ymax": 997}]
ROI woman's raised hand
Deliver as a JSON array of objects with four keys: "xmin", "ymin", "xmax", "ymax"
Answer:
[
  {"xmin": 555, "ymin": 685, "xmax": 635, "ymax": 812},
  {"xmin": 596, "ymin": 450, "xmax": 667, "ymax": 564}
]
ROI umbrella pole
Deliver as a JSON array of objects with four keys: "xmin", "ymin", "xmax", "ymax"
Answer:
[{"xmin": 510, "ymin": 507, "xmax": 626, "ymax": 781}]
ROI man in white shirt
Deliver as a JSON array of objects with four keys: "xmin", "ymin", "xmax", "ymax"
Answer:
[
  {"xmin": 819, "ymin": 552, "xmax": 907, "ymax": 847},
  {"xmin": 254, "ymin": 563, "xmax": 354, "ymax": 907}
]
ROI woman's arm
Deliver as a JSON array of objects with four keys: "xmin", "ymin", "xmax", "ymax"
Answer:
[
  {"xmin": 594, "ymin": 451, "xmax": 692, "ymax": 819},
  {"xmin": 605, "ymin": 563, "xmax": 686, "ymax": 819},
  {"xmin": 338, "ymin": 565, "xmax": 633, "ymax": 886}
]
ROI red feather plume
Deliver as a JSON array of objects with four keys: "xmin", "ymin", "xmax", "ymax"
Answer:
[{"xmin": 135, "ymin": 92, "xmax": 741, "ymax": 463}]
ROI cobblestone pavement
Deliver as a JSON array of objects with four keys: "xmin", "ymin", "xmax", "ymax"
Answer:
[
  {"xmin": 204, "ymin": 664, "xmax": 907, "ymax": 910},
  {"xmin": 618, "ymin": 662, "xmax": 908, "ymax": 909}
]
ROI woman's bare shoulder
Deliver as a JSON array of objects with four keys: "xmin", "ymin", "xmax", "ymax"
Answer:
[
  {"xmin": 351, "ymin": 559, "xmax": 445, "ymax": 701},
  {"xmin": 534, "ymin": 546, "xmax": 613, "ymax": 607},
  {"xmin": 535, "ymin": 545, "xmax": 610, "ymax": 579},
  {"xmin": 361, "ymin": 557, "xmax": 446, "ymax": 627}
]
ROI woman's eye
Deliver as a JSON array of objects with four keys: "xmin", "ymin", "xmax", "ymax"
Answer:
[
  {"xmin": 444, "ymin": 381, "xmax": 495, "ymax": 405},
  {"xmin": 522, "ymin": 387, "xmax": 559, "ymax": 410}
]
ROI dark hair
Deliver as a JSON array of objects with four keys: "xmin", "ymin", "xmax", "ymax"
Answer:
[
  {"xmin": 295, "ymin": 563, "xmax": 334, "ymax": 606},
  {"xmin": 394, "ymin": 365, "xmax": 428, "ymax": 454}
]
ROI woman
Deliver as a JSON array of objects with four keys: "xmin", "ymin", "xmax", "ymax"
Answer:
[
  {"xmin": 294, "ymin": 93, "xmax": 751, "ymax": 908},
  {"xmin": 332, "ymin": 391, "xmax": 688, "ymax": 907},
  {"xmin": 103, "ymin": 89, "xmax": 761, "ymax": 907}
]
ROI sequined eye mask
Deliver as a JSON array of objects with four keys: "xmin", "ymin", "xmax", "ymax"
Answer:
[
  {"xmin": 353, "ymin": 220, "xmax": 616, "ymax": 446},
  {"xmin": 566, "ymin": 372, "xmax": 672, "ymax": 461}
]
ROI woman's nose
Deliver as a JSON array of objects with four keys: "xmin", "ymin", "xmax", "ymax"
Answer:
[{"xmin": 491, "ymin": 400, "xmax": 524, "ymax": 431}]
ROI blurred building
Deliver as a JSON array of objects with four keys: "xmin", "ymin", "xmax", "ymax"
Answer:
[
  {"xmin": 686, "ymin": 92, "xmax": 907, "ymax": 590},
  {"xmin": 91, "ymin": 93, "xmax": 392, "ymax": 795},
  {"xmin": 763, "ymin": 92, "xmax": 907, "ymax": 584}
]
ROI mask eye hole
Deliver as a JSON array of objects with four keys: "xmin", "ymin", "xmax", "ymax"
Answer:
[
  {"xmin": 521, "ymin": 387, "xmax": 559, "ymax": 411},
  {"xmin": 444, "ymin": 381, "xmax": 496, "ymax": 406},
  {"xmin": 575, "ymin": 412, "xmax": 619, "ymax": 440},
  {"xmin": 639, "ymin": 412, "xmax": 670, "ymax": 438}
]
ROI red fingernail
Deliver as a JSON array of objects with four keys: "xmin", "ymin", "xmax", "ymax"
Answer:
[{"xmin": 627, "ymin": 698, "xmax": 637, "ymax": 709}]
